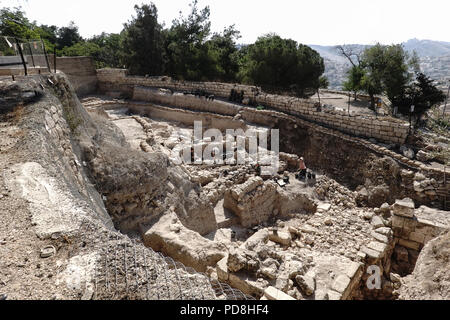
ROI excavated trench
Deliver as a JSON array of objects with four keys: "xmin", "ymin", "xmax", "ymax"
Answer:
[
  {"xmin": 79, "ymin": 92, "xmax": 449, "ymax": 301},
  {"xmin": 4, "ymin": 72, "xmax": 447, "ymax": 300}
]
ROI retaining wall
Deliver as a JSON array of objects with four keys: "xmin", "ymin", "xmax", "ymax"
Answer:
[
  {"xmin": 52, "ymin": 56, "xmax": 98, "ymax": 96},
  {"xmin": 97, "ymin": 69, "xmax": 410, "ymax": 144},
  {"xmin": 391, "ymin": 200, "xmax": 449, "ymax": 251}
]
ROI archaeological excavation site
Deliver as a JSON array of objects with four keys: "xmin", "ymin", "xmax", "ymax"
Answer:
[{"xmin": 0, "ymin": 57, "xmax": 449, "ymax": 301}]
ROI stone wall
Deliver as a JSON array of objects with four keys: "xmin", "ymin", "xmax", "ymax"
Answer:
[
  {"xmin": 129, "ymin": 88, "xmax": 448, "ymax": 209},
  {"xmin": 125, "ymin": 102, "xmax": 246, "ymax": 131},
  {"xmin": 97, "ymin": 69, "xmax": 410, "ymax": 144},
  {"xmin": 224, "ymin": 177, "xmax": 278, "ymax": 227},
  {"xmin": 89, "ymin": 94, "xmax": 449, "ymax": 210},
  {"xmin": 51, "ymin": 56, "xmax": 98, "ymax": 96},
  {"xmin": 95, "ymin": 69, "xmax": 449, "ymax": 209},
  {"xmin": 133, "ymin": 87, "xmax": 241, "ymax": 116},
  {"xmin": 391, "ymin": 198, "xmax": 449, "ymax": 251},
  {"xmin": 223, "ymin": 176, "xmax": 317, "ymax": 228}
]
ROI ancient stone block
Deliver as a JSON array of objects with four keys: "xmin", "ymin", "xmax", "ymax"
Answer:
[
  {"xmin": 269, "ymin": 230, "xmax": 292, "ymax": 246},
  {"xmin": 392, "ymin": 198, "xmax": 415, "ymax": 218},
  {"xmin": 398, "ymin": 239, "xmax": 421, "ymax": 251},
  {"xmin": 375, "ymin": 227, "xmax": 393, "ymax": 237},
  {"xmin": 371, "ymin": 216, "xmax": 385, "ymax": 229},
  {"xmin": 402, "ymin": 217, "xmax": 418, "ymax": 231},
  {"xmin": 367, "ymin": 241, "xmax": 388, "ymax": 254},
  {"xmin": 408, "ymin": 231, "xmax": 426, "ymax": 244},
  {"xmin": 327, "ymin": 290, "xmax": 342, "ymax": 301},
  {"xmin": 317, "ymin": 202, "xmax": 332, "ymax": 212},
  {"xmin": 295, "ymin": 272, "xmax": 316, "ymax": 296},
  {"xmin": 371, "ymin": 231, "xmax": 389, "ymax": 243},
  {"xmin": 332, "ymin": 274, "xmax": 351, "ymax": 294},
  {"xmin": 392, "ymin": 215, "xmax": 405, "ymax": 228},
  {"xmin": 264, "ymin": 286, "xmax": 296, "ymax": 301},
  {"xmin": 224, "ymin": 177, "xmax": 277, "ymax": 228},
  {"xmin": 216, "ymin": 256, "xmax": 229, "ymax": 281}
]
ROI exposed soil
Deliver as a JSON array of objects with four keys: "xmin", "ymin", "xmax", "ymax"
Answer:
[{"xmin": 1, "ymin": 74, "xmax": 448, "ymax": 301}]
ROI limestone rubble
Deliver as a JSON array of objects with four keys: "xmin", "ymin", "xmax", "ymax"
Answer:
[
  {"xmin": 80, "ymin": 94, "xmax": 449, "ymax": 301},
  {"xmin": 1, "ymin": 69, "xmax": 448, "ymax": 301}
]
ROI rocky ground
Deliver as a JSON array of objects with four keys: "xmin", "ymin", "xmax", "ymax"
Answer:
[
  {"xmin": 78, "ymin": 97, "xmax": 414, "ymax": 300},
  {"xmin": 79, "ymin": 94, "xmax": 450, "ymax": 301},
  {"xmin": 0, "ymin": 75, "xmax": 249, "ymax": 300},
  {"xmin": 0, "ymin": 113, "xmax": 65, "ymax": 300},
  {"xmin": 399, "ymin": 229, "xmax": 450, "ymax": 300},
  {"xmin": 0, "ymin": 75, "xmax": 448, "ymax": 301}
]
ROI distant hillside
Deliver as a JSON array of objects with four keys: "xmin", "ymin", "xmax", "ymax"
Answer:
[
  {"xmin": 308, "ymin": 39, "xmax": 450, "ymax": 89},
  {"xmin": 403, "ymin": 38, "xmax": 450, "ymax": 57},
  {"xmin": 308, "ymin": 45, "xmax": 349, "ymax": 64}
]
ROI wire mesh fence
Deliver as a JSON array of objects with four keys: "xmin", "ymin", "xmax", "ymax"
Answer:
[
  {"xmin": 70, "ymin": 215, "xmax": 254, "ymax": 301},
  {"xmin": 0, "ymin": 36, "xmax": 51, "ymax": 75}
]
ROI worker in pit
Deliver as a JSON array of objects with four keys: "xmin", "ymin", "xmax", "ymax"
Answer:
[{"xmin": 297, "ymin": 157, "xmax": 307, "ymax": 180}]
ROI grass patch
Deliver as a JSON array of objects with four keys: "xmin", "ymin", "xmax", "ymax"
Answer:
[{"xmin": 62, "ymin": 102, "xmax": 82, "ymax": 134}]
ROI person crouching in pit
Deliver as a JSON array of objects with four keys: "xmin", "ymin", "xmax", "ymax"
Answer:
[{"xmin": 297, "ymin": 157, "xmax": 307, "ymax": 180}]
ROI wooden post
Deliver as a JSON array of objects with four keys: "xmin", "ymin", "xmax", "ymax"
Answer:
[
  {"xmin": 14, "ymin": 38, "xmax": 27, "ymax": 76},
  {"xmin": 40, "ymin": 38, "xmax": 51, "ymax": 73},
  {"xmin": 53, "ymin": 47, "xmax": 57, "ymax": 73}
]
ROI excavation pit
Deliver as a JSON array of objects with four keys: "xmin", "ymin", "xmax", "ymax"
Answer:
[
  {"xmin": 3, "ymin": 68, "xmax": 447, "ymax": 301},
  {"xmin": 80, "ymin": 93, "xmax": 450, "ymax": 300}
]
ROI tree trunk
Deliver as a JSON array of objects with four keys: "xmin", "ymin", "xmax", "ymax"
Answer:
[{"xmin": 369, "ymin": 94, "xmax": 375, "ymax": 110}]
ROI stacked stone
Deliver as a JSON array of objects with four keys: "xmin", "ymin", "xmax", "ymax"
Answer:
[
  {"xmin": 95, "ymin": 70, "xmax": 449, "ymax": 204},
  {"xmin": 391, "ymin": 198, "xmax": 448, "ymax": 251},
  {"xmin": 97, "ymin": 69, "xmax": 410, "ymax": 144},
  {"xmin": 223, "ymin": 177, "xmax": 278, "ymax": 228},
  {"xmin": 89, "ymin": 81, "xmax": 450, "ymax": 209}
]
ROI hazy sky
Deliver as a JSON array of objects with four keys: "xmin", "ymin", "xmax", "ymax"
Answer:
[{"xmin": 1, "ymin": 0, "xmax": 449, "ymax": 45}]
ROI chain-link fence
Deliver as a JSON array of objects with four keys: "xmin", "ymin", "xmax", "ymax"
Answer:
[
  {"xmin": 72, "ymin": 216, "xmax": 254, "ymax": 301},
  {"xmin": 0, "ymin": 36, "xmax": 51, "ymax": 75}
]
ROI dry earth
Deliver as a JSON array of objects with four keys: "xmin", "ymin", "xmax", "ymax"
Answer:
[{"xmin": 0, "ymin": 73, "xmax": 448, "ymax": 301}]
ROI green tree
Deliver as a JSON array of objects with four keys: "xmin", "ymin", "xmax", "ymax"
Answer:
[
  {"xmin": 381, "ymin": 44, "xmax": 414, "ymax": 104},
  {"xmin": 205, "ymin": 25, "xmax": 241, "ymax": 82},
  {"xmin": 0, "ymin": 7, "xmax": 41, "ymax": 55},
  {"xmin": 61, "ymin": 41, "xmax": 100, "ymax": 58},
  {"xmin": 165, "ymin": 0, "xmax": 216, "ymax": 80},
  {"xmin": 360, "ymin": 44, "xmax": 388, "ymax": 108},
  {"xmin": 239, "ymin": 34, "xmax": 324, "ymax": 97},
  {"xmin": 90, "ymin": 33, "xmax": 123, "ymax": 68},
  {"xmin": 343, "ymin": 65, "xmax": 366, "ymax": 100},
  {"xmin": 345, "ymin": 43, "xmax": 418, "ymax": 109},
  {"xmin": 0, "ymin": 7, "xmax": 39, "ymax": 39},
  {"xmin": 337, "ymin": 45, "xmax": 366, "ymax": 100},
  {"xmin": 35, "ymin": 24, "xmax": 58, "ymax": 52},
  {"xmin": 319, "ymin": 76, "xmax": 329, "ymax": 89},
  {"xmin": 56, "ymin": 21, "xmax": 83, "ymax": 50},
  {"xmin": 396, "ymin": 73, "xmax": 445, "ymax": 123},
  {"xmin": 121, "ymin": 3, "xmax": 165, "ymax": 75}
]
